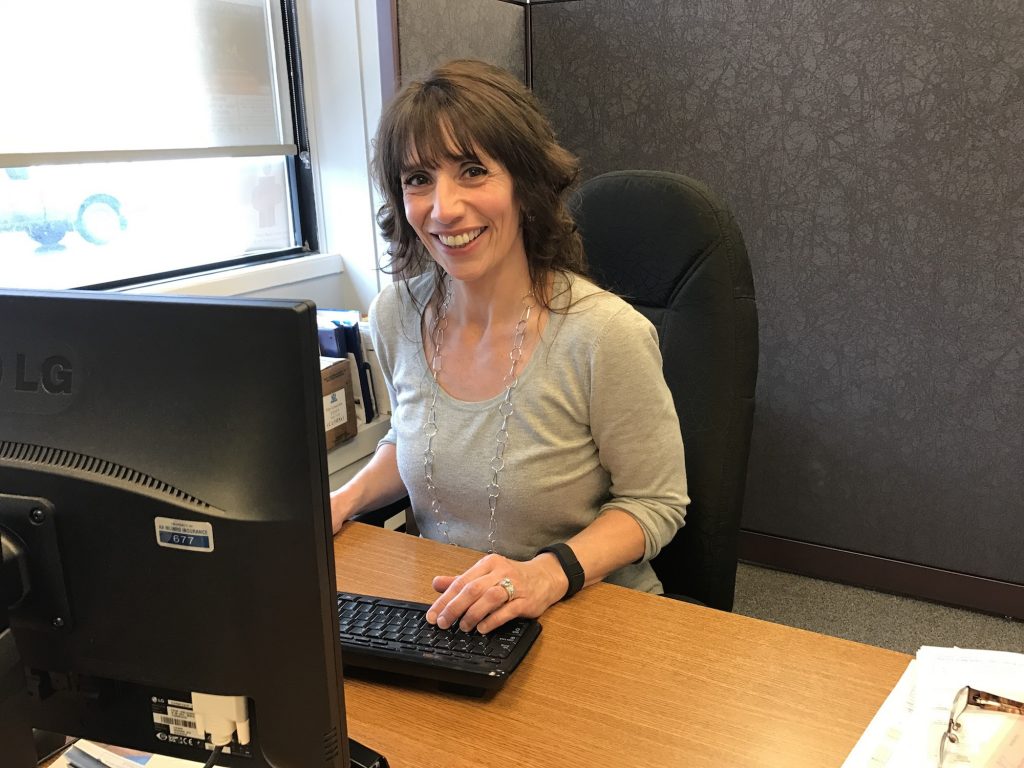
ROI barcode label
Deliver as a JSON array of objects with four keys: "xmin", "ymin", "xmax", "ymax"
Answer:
[
  {"xmin": 154, "ymin": 713, "xmax": 200, "ymax": 737},
  {"xmin": 167, "ymin": 706, "xmax": 196, "ymax": 721},
  {"xmin": 155, "ymin": 714, "xmax": 194, "ymax": 728}
]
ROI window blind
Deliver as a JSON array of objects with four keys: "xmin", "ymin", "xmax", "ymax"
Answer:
[{"xmin": 0, "ymin": 0, "xmax": 295, "ymax": 168}]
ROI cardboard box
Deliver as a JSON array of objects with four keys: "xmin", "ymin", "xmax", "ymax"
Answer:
[{"xmin": 320, "ymin": 356, "xmax": 357, "ymax": 448}]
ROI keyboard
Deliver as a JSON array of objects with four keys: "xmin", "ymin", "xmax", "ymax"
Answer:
[{"xmin": 336, "ymin": 592, "xmax": 541, "ymax": 694}]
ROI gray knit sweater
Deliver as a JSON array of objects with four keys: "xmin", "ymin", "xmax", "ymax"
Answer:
[{"xmin": 369, "ymin": 272, "xmax": 688, "ymax": 593}]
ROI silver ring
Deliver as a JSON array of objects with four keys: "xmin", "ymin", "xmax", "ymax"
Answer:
[{"xmin": 498, "ymin": 577, "xmax": 516, "ymax": 602}]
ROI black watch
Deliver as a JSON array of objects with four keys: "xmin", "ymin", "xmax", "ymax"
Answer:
[{"xmin": 537, "ymin": 543, "xmax": 585, "ymax": 600}]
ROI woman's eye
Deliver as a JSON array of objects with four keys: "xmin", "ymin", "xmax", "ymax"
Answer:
[
  {"xmin": 465, "ymin": 165, "xmax": 488, "ymax": 178},
  {"xmin": 403, "ymin": 172, "xmax": 429, "ymax": 187}
]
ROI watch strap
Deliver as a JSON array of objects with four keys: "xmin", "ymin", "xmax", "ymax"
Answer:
[{"xmin": 538, "ymin": 543, "xmax": 585, "ymax": 600}]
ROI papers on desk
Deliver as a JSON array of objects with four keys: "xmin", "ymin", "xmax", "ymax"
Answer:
[
  {"xmin": 843, "ymin": 647, "xmax": 1024, "ymax": 768},
  {"xmin": 52, "ymin": 739, "xmax": 207, "ymax": 767}
]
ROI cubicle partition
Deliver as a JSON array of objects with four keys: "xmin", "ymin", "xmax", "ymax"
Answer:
[{"xmin": 379, "ymin": 0, "xmax": 1024, "ymax": 618}]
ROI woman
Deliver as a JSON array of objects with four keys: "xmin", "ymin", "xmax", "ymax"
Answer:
[{"xmin": 330, "ymin": 59, "xmax": 688, "ymax": 634}]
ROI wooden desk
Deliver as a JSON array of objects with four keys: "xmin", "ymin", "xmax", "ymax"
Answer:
[{"xmin": 336, "ymin": 523, "xmax": 910, "ymax": 768}]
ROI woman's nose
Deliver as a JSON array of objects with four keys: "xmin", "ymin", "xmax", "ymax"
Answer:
[{"xmin": 431, "ymin": 176, "xmax": 463, "ymax": 223}]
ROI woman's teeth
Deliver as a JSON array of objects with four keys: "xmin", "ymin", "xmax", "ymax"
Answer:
[{"xmin": 438, "ymin": 228, "xmax": 483, "ymax": 248}]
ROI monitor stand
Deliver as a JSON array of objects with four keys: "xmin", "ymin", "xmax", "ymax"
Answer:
[
  {"xmin": 349, "ymin": 737, "xmax": 389, "ymax": 768},
  {"xmin": 0, "ymin": 625, "xmax": 36, "ymax": 768},
  {"xmin": 34, "ymin": 729, "xmax": 71, "ymax": 764}
]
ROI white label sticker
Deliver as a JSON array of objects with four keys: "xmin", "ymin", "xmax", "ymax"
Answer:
[
  {"xmin": 155, "ymin": 517, "xmax": 214, "ymax": 553},
  {"xmin": 154, "ymin": 709, "xmax": 202, "ymax": 738},
  {"xmin": 323, "ymin": 388, "xmax": 348, "ymax": 430}
]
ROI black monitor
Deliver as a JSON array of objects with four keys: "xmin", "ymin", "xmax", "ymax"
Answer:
[{"xmin": 0, "ymin": 289, "xmax": 360, "ymax": 767}]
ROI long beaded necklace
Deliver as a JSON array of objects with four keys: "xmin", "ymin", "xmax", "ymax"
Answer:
[{"xmin": 421, "ymin": 279, "xmax": 534, "ymax": 553}]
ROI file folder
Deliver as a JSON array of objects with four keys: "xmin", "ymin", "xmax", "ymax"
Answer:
[{"xmin": 317, "ymin": 310, "xmax": 377, "ymax": 424}]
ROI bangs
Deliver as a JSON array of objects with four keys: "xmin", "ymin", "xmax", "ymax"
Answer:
[
  {"xmin": 391, "ymin": 85, "xmax": 506, "ymax": 174},
  {"xmin": 400, "ymin": 118, "xmax": 480, "ymax": 174}
]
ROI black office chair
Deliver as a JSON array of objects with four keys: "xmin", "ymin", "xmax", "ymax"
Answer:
[
  {"xmin": 353, "ymin": 170, "xmax": 757, "ymax": 611},
  {"xmin": 351, "ymin": 496, "xmax": 413, "ymax": 529},
  {"xmin": 568, "ymin": 170, "xmax": 758, "ymax": 610}
]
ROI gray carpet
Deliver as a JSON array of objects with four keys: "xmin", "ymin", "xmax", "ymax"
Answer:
[{"xmin": 732, "ymin": 563, "xmax": 1024, "ymax": 655}]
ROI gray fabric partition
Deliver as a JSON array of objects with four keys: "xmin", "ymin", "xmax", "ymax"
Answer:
[
  {"xmin": 527, "ymin": 1, "xmax": 1024, "ymax": 587},
  {"xmin": 396, "ymin": 0, "xmax": 524, "ymax": 82}
]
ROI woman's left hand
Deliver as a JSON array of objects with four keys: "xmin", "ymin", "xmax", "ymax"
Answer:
[{"xmin": 426, "ymin": 552, "xmax": 568, "ymax": 634}]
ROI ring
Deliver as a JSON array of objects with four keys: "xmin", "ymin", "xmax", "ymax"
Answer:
[{"xmin": 498, "ymin": 577, "xmax": 516, "ymax": 602}]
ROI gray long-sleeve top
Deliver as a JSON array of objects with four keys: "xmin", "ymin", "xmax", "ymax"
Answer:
[{"xmin": 370, "ymin": 272, "xmax": 688, "ymax": 593}]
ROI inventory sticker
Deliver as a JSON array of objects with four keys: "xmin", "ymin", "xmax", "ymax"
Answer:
[
  {"xmin": 153, "ymin": 696, "xmax": 204, "ymax": 740},
  {"xmin": 323, "ymin": 388, "xmax": 349, "ymax": 430},
  {"xmin": 154, "ymin": 517, "xmax": 214, "ymax": 553},
  {"xmin": 150, "ymin": 693, "xmax": 252, "ymax": 758}
]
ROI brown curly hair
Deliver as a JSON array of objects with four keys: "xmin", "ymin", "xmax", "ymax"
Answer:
[{"xmin": 372, "ymin": 59, "xmax": 586, "ymax": 309}]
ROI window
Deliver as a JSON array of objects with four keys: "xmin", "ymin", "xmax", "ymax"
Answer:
[{"xmin": 0, "ymin": 0, "xmax": 313, "ymax": 290}]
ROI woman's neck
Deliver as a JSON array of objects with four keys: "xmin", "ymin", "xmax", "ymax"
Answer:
[{"xmin": 446, "ymin": 264, "xmax": 537, "ymax": 331}]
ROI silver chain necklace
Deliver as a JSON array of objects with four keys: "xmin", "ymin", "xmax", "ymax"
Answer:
[{"xmin": 422, "ymin": 280, "xmax": 534, "ymax": 553}]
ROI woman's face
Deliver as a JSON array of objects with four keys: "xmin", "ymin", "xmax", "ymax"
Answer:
[{"xmin": 401, "ymin": 144, "xmax": 526, "ymax": 288}]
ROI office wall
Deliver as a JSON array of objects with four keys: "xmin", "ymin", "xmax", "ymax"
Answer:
[
  {"xmin": 395, "ymin": 0, "xmax": 524, "ymax": 82},
  {"xmin": 531, "ymin": 2, "xmax": 1024, "ymax": 588},
  {"xmin": 300, "ymin": 0, "xmax": 385, "ymax": 313}
]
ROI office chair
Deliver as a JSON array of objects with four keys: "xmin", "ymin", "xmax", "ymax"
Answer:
[
  {"xmin": 351, "ymin": 496, "xmax": 413, "ymax": 529},
  {"xmin": 568, "ymin": 170, "xmax": 758, "ymax": 610},
  {"xmin": 353, "ymin": 170, "xmax": 758, "ymax": 611}
]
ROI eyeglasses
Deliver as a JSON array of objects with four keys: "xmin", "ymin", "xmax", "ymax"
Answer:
[{"xmin": 938, "ymin": 685, "xmax": 1024, "ymax": 766}]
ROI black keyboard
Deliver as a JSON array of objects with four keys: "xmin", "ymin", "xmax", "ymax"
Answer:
[{"xmin": 336, "ymin": 592, "xmax": 541, "ymax": 694}]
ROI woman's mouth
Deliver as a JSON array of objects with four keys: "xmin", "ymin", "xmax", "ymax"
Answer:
[{"xmin": 435, "ymin": 227, "xmax": 485, "ymax": 248}]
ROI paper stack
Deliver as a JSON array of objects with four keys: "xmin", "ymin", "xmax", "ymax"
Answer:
[
  {"xmin": 843, "ymin": 647, "xmax": 1024, "ymax": 767},
  {"xmin": 52, "ymin": 739, "xmax": 207, "ymax": 767}
]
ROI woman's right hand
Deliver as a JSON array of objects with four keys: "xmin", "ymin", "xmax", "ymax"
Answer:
[
  {"xmin": 327, "ymin": 442, "xmax": 406, "ymax": 535},
  {"xmin": 329, "ymin": 486, "xmax": 357, "ymax": 534}
]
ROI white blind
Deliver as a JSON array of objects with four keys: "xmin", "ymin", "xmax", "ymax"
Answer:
[{"xmin": 0, "ymin": 0, "xmax": 295, "ymax": 167}]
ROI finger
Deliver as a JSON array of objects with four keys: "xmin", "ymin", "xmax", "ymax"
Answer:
[
  {"xmin": 455, "ymin": 584, "xmax": 514, "ymax": 633},
  {"xmin": 432, "ymin": 575, "xmax": 456, "ymax": 593},
  {"xmin": 426, "ymin": 571, "xmax": 481, "ymax": 626},
  {"xmin": 424, "ymin": 575, "xmax": 457, "ymax": 624},
  {"xmin": 476, "ymin": 599, "xmax": 523, "ymax": 635},
  {"xmin": 426, "ymin": 554, "xmax": 504, "ymax": 625},
  {"xmin": 431, "ymin": 573, "xmax": 503, "ymax": 630}
]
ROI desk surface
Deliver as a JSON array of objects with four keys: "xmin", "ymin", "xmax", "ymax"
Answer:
[{"xmin": 336, "ymin": 523, "xmax": 910, "ymax": 768}]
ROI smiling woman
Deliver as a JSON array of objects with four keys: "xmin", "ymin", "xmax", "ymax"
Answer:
[
  {"xmin": 371, "ymin": 59, "xmax": 585, "ymax": 305},
  {"xmin": 330, "ymin": 59, "xmax": 689, "ymax": 639},
  {"xmin": 400, "ymin": 151, "xmax": 526, "ymax": 290}
]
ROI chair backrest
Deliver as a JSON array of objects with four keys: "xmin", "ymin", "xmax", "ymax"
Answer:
[{"xmin": 569, "ymin": 170, "xmax": 758, "ymax": 610}]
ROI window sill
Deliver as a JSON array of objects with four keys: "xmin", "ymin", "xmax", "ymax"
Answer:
[{"xmin": 120, "ymin": 252, "xmax": 344, "ymax": 297}]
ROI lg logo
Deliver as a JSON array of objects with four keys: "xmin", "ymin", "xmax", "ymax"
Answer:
[{"xmin": 0, "ymin": 354, "xmax": 74, "ymax": 395}]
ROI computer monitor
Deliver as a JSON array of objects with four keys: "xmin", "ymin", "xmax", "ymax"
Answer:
[{"xmin": 0, "ymin": 289, "xmax": 352, "ymax": 767}]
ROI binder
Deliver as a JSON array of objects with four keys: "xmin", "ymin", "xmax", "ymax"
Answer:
[{"xmin": 317, "ymin": 310, "xmax": 377, "ymax": 424}]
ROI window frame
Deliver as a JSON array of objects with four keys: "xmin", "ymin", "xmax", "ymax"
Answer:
[
  {"xmin": 106, "ymin": 0, "xmax": 384, "ymax": 315},
  {"xmin": 1, "ymin": 0, "xmax": 321, "ymax": 293}
]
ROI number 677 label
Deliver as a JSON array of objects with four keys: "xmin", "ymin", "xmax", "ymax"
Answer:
[{"xmin": 155, "ymin": 517, "xmax": 215, "ymax": 553}]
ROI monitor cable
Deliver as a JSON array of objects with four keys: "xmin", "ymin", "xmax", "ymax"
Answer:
[{"xmin": 202, "ymin": 745, "xmax": 224, "ymax": 768}]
